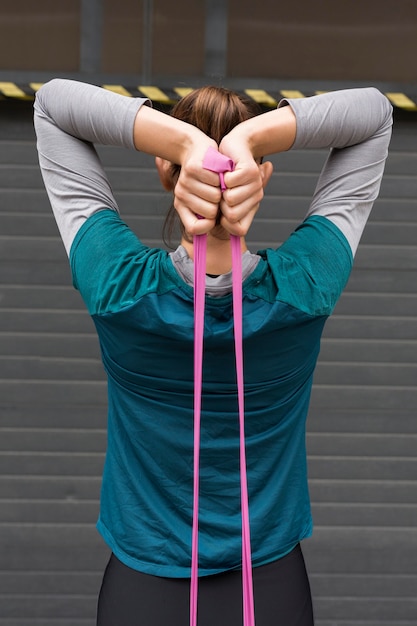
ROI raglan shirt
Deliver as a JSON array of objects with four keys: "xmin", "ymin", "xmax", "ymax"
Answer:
[{"xmin": 34, "ymin": 81, "xmax": 393, "ymax": 577}]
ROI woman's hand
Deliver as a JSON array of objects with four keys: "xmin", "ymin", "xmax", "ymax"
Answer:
[
  {"xmin": 135, "ymin": 105, "xmax": 222, "ymax": 235},
  {"xmin": 218, "ymin": 136, "xmax": 273, "ymax": 236},
  {"xmin": 135, "ymin": 98, "xmax": 295, "ymax": 238},
  {"xmin": 173, "ymin": 139, "xmax": 223, "ymax": 236},
  {"xmin": 218, "ymin": 105, "xmax": 296, "ymax": 235}
]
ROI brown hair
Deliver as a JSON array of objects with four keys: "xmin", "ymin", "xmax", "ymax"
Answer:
[{"xmin": 162, "ymin": 86, "xmax": 262, "ymax": 247}]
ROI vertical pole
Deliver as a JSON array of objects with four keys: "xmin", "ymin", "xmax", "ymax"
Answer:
[
  {"xmin": 205, "ymin": 0, "xmax": 228, "ymax": 78},
  {"xmin": 142, "ymin": 0, "xmax": 153, "ymax": 83},
  {"xmin": 80, "ymin": 0, "xmax": 103, "ymax": 73}
]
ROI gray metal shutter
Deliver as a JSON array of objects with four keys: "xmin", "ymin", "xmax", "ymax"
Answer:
[{"xmin": 0, "ymin": 100, "xmax": 416, "ymax": 625}]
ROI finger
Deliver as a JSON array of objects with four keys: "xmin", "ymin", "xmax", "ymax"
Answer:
[
  {"xmin": 174, "ymin": 184, "xmax": 220, "ymax": 233},
  {"xmin": 219, "ymin": 208, "xmax": 258, "ymax": 237},
  {"xmin": 220, "ymin": 185, "xmax": 264, "ymax": 225},
  {"xmin": 222, "ymin": 163, "xmax": 261, "ymax": 191},
  {"xmin": 175, "ymin": 204, "xmax": 217, "ymax": 235},
  {"xmin": 176, "ymin": 175, "xmax": 222, "ymax": 207},
  {"xmin": 222, "ymin": 182, "xmax": 264, "ymax": 212},
  {"xmin": 180, "ymin": 162, "xmax": 221, "ymax": 191},
  {"xmin": 175, "ymin": 187, "xmax": 221, "ymax": 220}
]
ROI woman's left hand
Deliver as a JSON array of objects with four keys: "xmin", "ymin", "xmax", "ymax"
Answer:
[{"xmin": 218, "ymin": 139, "xmax": 273, "ymax": 236}]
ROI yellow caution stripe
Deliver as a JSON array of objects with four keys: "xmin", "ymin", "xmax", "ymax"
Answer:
[
  {"xmin": 0, "ymin": 82, "xmax": 33, "ymax": 100},
  {"xmin": 1, "ymin": 82, "xmax": 416, "ymax": 112},
  {"xmin": 385, "ymin": 92, "xmax": 417, "ymax": 112},
  {"xmin": 101, "ymin": 85, "xmax": 133, "ymax": 97},
  {"xmin": 244, "ymin": 89, "xmax": 278, "ymax": 107}
]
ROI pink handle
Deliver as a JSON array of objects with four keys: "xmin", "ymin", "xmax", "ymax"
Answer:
[{"xmin": 190, "ymin": 148, "xmax": 255, "ymax": 626}]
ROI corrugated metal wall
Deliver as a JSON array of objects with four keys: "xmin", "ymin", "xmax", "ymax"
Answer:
[{"xmin": 1, "ymin": 98, "xmax": 416, "ymax": 625}]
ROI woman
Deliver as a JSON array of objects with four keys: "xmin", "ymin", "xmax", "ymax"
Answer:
[{"xmin": 34, "ymin": 80, "xmax": 392, "ymax": 626}]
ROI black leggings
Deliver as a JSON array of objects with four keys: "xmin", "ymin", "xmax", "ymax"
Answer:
[{"xmin": 97, "ymin": 544, "xmax": 314, "ymax": 626}]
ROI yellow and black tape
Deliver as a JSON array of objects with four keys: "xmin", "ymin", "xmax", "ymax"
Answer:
[{"xmin": 1, "ymin": 81, "xmax": 416, "ymax": 112}]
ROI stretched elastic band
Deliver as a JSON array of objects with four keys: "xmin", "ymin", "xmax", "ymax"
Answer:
[
  {"xmin": 190, "ymin": 229, "xmax": 206, "ymax": 626},
  {"xmin": 190, "ymin": 147, "xmax": 255, "ymax": 626},
  {"xmin": 231, "ymin": 234, "xmax": 255, "ymax": 626}
]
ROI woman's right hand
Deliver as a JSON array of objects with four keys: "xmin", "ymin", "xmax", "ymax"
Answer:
[
  {"xmin": 218, "ymin": 106, "xmax": 296, "ymax": 235},
  {"xmin": 218, "ymin": 134, "xmax": 272, "ymax": 237}
]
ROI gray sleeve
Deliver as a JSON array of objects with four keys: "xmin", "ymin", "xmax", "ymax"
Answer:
[
  {"xmin": 278, "ymin": 88, "xmax": 393, "ymax": 255},
  {"xmin": 34, "ymin": 79, "xmax": 150, "ymax": 256}
]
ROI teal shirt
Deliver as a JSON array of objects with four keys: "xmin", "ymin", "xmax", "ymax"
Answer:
[{"xmin": 70, "ymin": 209, "xmax": 353, "ymax": 577}]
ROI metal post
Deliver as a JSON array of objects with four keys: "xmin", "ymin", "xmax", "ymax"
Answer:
[
  {"xmin": 142, "ymin": 0, "xmax": 153, "ymax": 83},
  {"xmin": 80, "ymin": 0, "xmax": 103, "ymax": 73},
  {"xmin": 205, "ymin": 0, "xmax": 228, "ymax": 78}
]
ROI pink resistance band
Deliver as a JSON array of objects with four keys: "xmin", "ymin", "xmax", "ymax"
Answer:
[{"xmin": 190, "ymin": 147, "xmax": 255, "ymax": 626}]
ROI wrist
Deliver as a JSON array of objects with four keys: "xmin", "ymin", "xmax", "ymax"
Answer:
[
  {"xmin": 179, "ymin": 125, "xmax": 214, "ymax": 166},
  {"xmin": 221, "ymin": 107, "xmax": 297, "ymax": 159},
  {"xmin": 133, "ymin": 105, "xmax": 211, "ymax": 163}
]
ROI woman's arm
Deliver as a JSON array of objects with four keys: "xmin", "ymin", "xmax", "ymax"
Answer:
[
  {"xmin": 34, "ymin": 79, "xmax": 220, "ymax": 254},
  {"xmin": 288, "ymin": 88, "xmax": 393, "ymax": 255},
  {"xmin": 34, "ymin": 79, "xmax": 149, "ymax": 255},
  {"xmin": 220, "ymin": 88, "xmax": 393, "ymax": 254}
]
